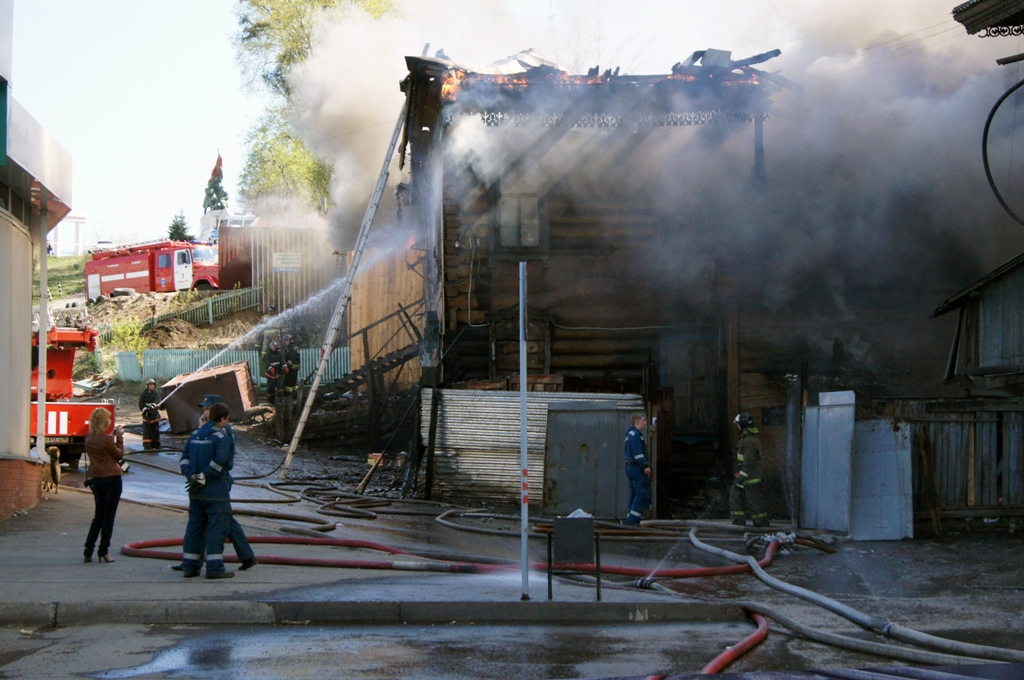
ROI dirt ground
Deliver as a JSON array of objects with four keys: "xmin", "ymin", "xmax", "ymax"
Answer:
[
  {"xmin": 141, "ymin": 317, "xmax": 207, "ymax": 348},
  {"xmin": 88, "ymin": 291, "xmax": 199, "ymax": 325}
]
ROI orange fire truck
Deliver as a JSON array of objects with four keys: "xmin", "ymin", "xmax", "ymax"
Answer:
[
  {"xmin": 31, "ymin": 308, "xmax": 115, "ymax": 470},
  {"xmin": 84, "ymin": 240, "xmax": 218, "ymax": 300}
]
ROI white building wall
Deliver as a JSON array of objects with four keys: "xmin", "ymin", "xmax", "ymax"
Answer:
[{"xmin": 0, "ymin": 210, "xmax": 31, "ymax": 459}]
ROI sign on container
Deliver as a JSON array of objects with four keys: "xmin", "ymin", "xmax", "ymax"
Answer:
[{"xmin": 273, "ymin": 252, "xmax": 302, "ymax": 273}]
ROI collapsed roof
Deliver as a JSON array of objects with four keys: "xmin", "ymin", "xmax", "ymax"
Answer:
[{"xmin": 401, "ymin": 48, "xmax": 788, "ymax": 129}]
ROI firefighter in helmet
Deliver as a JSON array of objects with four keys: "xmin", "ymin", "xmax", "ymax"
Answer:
[
  {"xmin": 262, "ymin": 340, "xmax": 285, "ymax": 405},
  {"xmin": 138, "ymin": 379, "xmax": 163, "ymax": 450},
  {"xmin": 281, "ymin": 334, "xmax": 301, "ymax": 400},
  {"xmin": 729, "ymin": 413, "xmax": 768, "ymax": 527}
]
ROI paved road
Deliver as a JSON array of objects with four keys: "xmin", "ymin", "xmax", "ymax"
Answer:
[{"xmin": 0, "ymin": 621, "xmax": 880, "ymax": 679}]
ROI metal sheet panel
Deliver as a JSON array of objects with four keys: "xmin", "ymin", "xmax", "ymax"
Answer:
[
  {"xmin": 801, "ymin": 401, "xmax": 854, "ymax": 532},
  {"xmin": 422, "ymin": 390, "xmax": 643, "ymax": 504},
  {"xmin": 7, "ymin": 98, "xmax": 72, "ymax": 205},
  {"xmin": 544, "ymin": 408, "xmax": 631, "ymax": 518},
  {"xmin": 220, "ymin": 226, "xmax": 341, "ymax": 313},
  {"xmin": 978, "ymin": 265, "xmax": 1024, "ymax": 366},
  {"xmin": 114, "ymin": 352, "xmax": 142, "ymax": 383},
  {"xmin": 851, "ymin": 420, "xmax": 912, "ymax": 540}
]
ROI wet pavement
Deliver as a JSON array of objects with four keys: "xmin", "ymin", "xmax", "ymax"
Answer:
[
  {"xmin": 3, "ymin": 425, "xmax": 1023, "ymax": 678},
  {"xmin": 0, "ymin": 621, "xmax": 905, "ymax": 679}
]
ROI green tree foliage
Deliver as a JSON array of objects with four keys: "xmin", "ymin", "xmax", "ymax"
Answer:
[
  {"xmin": 167, "ymin": 211, "xmax": 194, "ymax": 242},
  {"xmin": 238, "ymin": 106, "xmax": 332, "ymax": 207},
  {"xmin": 235, "ymin": 0, "xmax": 398, "ymax": 97},
  {"xmin": 234, "ymin": 0, "xmax": 398, "ymax": 210}
]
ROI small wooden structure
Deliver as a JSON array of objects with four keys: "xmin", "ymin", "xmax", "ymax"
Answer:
[{"xmin": 160, "ymin": 362, "xmax": 257, "ymax": 434}]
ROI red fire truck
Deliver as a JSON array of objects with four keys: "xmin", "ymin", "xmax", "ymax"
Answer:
[
  {"xmin": 84, "ymin": 240, "xmax": 218, "ymax": 300},
  {"xmin": 31, "ymin": 308, "xmax": 116, "ymax": 470}
]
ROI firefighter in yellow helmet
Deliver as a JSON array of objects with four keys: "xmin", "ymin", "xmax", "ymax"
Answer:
[{"xmin": 729, "ymin": 413, "xmax": 769, "ymax": 528}]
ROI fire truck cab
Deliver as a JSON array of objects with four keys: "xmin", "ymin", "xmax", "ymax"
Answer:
[
  {"xmin": 85, "ymin": 240, "xmax": 218, "ymax": 300},
  {"xmin": 31, "ymin": 308, "xmax": 116, "ymax": 471}
]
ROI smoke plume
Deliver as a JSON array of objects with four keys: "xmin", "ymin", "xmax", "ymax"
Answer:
[{"xmin": 289, "ymin": 0, "xmax": 1024, "ymax": 391}]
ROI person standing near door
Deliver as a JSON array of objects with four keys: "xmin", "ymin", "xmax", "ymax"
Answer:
[{"xmin": 623, "ymin": 413, "xmax": 651, "ymax": 526}]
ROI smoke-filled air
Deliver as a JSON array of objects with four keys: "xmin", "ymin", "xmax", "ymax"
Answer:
[{"xmin": 284, "ymin": 0, "xmax": 1024, "ymax": 390}]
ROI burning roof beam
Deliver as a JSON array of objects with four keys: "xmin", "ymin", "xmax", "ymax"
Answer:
[{"xmin": 404, "ymin": 48, "xmax": 781, "ymax": 131}]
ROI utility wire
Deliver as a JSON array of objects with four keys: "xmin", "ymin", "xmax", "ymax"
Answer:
[
  {"xmin": 851, "ymin": 31, "xmax": 966, "ymax": 69},
  {"xmin": 814, "ymin": 20, "xmax": 959, "ymax": 66}
]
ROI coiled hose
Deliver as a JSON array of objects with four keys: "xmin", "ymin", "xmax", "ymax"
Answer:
[{"xmin": 687, "ymin": 528, "xmax": 1024, "ymax": 663}]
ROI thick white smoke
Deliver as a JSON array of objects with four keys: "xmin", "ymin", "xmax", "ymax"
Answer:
[{"xmin": 287, "ymin": 0, "xmax": 1024, "ymax": 389}]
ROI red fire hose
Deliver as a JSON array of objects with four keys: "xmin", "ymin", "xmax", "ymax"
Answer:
[
  {"xmin": 121, "ymin": 536, "xmax": 778, "ymax": 578},
  {"xmin": 700, "ymin": 612, "xmax": 770, "ymax": 674}
]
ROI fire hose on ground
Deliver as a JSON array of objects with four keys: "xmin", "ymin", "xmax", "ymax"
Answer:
[
  {"xmin": 683, "ymin": 528, "xmax": 1024, "ymax": 666},
  {"xmin": 113, "ymin": 453, "xmax": 1024, "ymax": 670},
  {"xmin": 120, "ymin": 535, "xmax": 781, "ymax": 580}
]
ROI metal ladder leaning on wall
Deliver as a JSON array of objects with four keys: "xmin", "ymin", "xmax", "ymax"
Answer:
[{"xmin": 278, "ymin": 102, "xmax": 410, "ymax": 478}]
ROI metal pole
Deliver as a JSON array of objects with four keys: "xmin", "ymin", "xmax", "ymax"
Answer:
[
  {"xmin": 34, "ymin": 199, "xmax": 48, "ymax": 460},
  {"xmin": 519, "ymin": 260, "xmax": 529, "ymax": 601},
  {"xmin": 547, "ymin": 532, "xmax": 553, "ymax": 601}
]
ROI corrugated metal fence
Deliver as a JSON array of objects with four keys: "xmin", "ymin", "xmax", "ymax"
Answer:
[
  {"xmin": 421, "ymin": 390, "xmax": 644, "ymax": 504},
  {"xmin": 218, "ymin": 226, "xmax": 342, "ymax": 313},
  {"xmin": 115, "ymin": 347, "xmax": 350, "ymax": 384},
  {"xmin": 894, "ymin": 401, "xmax": 1024, "ymax": 513}
]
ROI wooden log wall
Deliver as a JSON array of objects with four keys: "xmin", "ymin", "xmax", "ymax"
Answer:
[{"xmin": 348, "ymin": 247, "xmax": 423, "ymax": 390}]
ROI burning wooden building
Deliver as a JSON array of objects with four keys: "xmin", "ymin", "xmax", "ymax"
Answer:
[{"xmin": 351, "ymin": 47, "xmax": 963, "ymax": 518}]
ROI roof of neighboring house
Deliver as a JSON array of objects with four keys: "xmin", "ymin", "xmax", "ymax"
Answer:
[
  {"xmin": 953, "ymin": 0, "xmax": 1024, "ymax": 35},
  {"xmin": 933, "ymin": 248, "xmax": 1024, "ymax": 316}
]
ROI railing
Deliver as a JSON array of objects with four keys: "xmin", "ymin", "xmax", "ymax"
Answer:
[
  {"xmin": 115, "ymin": 347, "xmax": 350, "ymax": 384},
  {"xmin": 97, "ymin": 287, "xmax": 262, "ymax": 342}
]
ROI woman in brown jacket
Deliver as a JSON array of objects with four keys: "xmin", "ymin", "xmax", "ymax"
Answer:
[{"xmin": 83, "ymin": 408, "xmax": 124, "ymax": 563}]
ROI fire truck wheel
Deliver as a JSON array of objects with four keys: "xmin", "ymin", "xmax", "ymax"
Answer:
[
  {"xmin": 111, "ymin": 288, "xmax": 137, "ymax": 297},
  {"xmin": 194, "ymin": 282, "xmax": 213, "ymax": 291}
]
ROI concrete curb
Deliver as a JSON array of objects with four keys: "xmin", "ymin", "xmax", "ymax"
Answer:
[{"xmin": 1, "ymin": 600, "xmax": 744, "ymax": 627}]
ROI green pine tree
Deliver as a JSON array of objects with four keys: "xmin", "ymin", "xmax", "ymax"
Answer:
[{"xmin": 168, "ymin": 211, "xmax": 194, "ymax": 241}]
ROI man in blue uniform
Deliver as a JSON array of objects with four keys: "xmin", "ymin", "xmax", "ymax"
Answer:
[
  {"xmin": 624, "ymin": 413, "xmax": 651, "ymax": 526},
  {"xmin": 171, "ymin": 395, "xmax": 257, "ymax": 573},
  {"xmin": 179, "ymin": 403, "xmax": 246, "ymax": 579}
]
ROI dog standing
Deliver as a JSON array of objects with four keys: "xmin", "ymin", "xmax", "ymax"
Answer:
[{"xmin": 42, "ymin": 446, "xmax": 61, "ymax": 493}]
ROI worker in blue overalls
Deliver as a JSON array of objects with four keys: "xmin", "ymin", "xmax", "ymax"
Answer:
[
  {"xmin": 624, "ymin": 413, "xmax": 651, "ymax": 526},
  {"xmin": 179, "ymin": 402, "xmax": 241, "ymax": 579}
]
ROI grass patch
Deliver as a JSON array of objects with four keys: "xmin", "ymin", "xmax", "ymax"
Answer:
[
  {"xmin": 33, "ymin": 253, "xmax": 87, "ymax": 302},
  {"xmin": 101, "ymin": 317, "xmax": 149, "ymax": 373}
]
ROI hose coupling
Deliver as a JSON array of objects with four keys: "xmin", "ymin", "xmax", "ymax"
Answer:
[{"xmin": 636, "ymin": 577, "xmax": 655, "ymax": 590}]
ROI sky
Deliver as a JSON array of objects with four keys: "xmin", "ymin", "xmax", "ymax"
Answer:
[
  {"xmin": 10, "ymin": 0, "xmax": 1013, "ymax": 250},
  {"xmin": 11, "ymin": 0, "xmax": 267, "ymax": 246}
]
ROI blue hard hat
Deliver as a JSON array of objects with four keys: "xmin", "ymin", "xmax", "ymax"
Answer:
[{"xmin": 198, "ymin": 394, "xmax": 224, "ymax": 408}]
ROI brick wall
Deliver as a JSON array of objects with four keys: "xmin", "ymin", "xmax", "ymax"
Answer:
[{"xmin": 0, "ymin": 459, "xmax": 43, "ymax": 519}]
